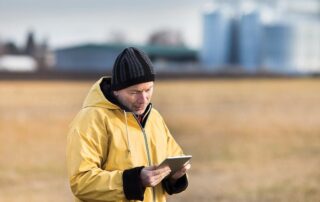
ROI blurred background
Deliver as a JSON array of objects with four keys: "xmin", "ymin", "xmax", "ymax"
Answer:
[
  {"xmin": 0, "ymin": 0, "xmax": 320, "ymax": 201},
  {"xmin": 0, "ymin": 0, "xmax": 319, "ymax": 74}
]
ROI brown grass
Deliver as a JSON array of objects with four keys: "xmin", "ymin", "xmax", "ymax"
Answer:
[{"xmin": 0, "ymin": 79, "xmax": 319, "ymax": 202}]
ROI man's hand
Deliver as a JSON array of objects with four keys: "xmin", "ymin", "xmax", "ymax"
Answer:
[
  {"xmin": 170, "ymin": 162, "xmax": 191, "ymax": 182},
  {"xmin": 140, "ymin": 166, "xmax": 171, "ymax": 187}
]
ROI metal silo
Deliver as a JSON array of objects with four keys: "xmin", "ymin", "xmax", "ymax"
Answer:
[
  {"xmin": 262, "ymin": 23, "xmax": 294, "ymax": 72},
  {"xmin": 238, "ymin": 11, "xmax": 263, "ymax": 71},
  {"xmin": 200, "ymin": 6, "xmax": 233, "ymax": 69}
]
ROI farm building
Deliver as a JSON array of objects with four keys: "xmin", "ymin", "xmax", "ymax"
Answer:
[{"xmin": 54, "ymin": 43, "xmax": 198, "ymax": 72}]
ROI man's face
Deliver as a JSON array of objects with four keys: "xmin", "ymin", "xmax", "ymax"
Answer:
[{"xmin": 114, "ymin": 82, "xmax": 154, "ymax": 115}]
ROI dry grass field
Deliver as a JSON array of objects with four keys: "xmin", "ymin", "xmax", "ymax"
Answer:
[{"xmin": 0, "ymin": 78, "xmax": 320, "ymax": 202}]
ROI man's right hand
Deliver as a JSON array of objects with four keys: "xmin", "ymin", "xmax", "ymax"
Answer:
[{"xmin": 140, "ymin": 165, "xmax": 171, "ymax": 187}]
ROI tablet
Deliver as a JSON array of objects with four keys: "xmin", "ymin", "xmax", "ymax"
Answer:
[{"xmin": 158, "ymin": 155, "xmax": 192, "ymax": 174}]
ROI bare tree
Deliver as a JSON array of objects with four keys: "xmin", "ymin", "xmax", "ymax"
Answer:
[
  {"xmin": 148, "ymin": 29, "xmax": 185, "ymax": 47},
  {"xmin": 107, "ymin": 30, "xmax": 127, "ymax": 44}
]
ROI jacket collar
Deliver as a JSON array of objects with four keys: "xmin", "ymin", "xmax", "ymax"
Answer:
[{"xmin": 100, "ymin": 77, "xmax": 152, "ymax": 127}]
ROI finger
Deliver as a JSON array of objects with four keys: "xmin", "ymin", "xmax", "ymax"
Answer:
[
  {"xmin": 151, "ymin": 173, "xmax": 169, "ymax": 186},
  {"xmin": 154, "ymin": 168, "xmax": 171, "ymax": 179},
  {"xmin": 150, "ymin": 176, "xmax": 162, "ymax": 187},
  {"xmin": 174, "ymin": 166, "xmax": 187, "ymax": 175},
  {"xmin": 185, "ymin": 163, "xmax": 191, "ymax": 170},
  {"xmin": 152, "ymin": 167, "xmax": 171, "ymax": 176},
  {"xmin": 158, "ymin": 165, "xmax": 171, "ymax": 172},
  {"xmin": 145, "ymin": 165, "xmax": 158, "ymax": 171},
  {"xmin": 180, "ymin": 162, "xmax": 191, "ymax": 172},
  {"xmin": 149, "ymin": 169, "xmax": 171, "ymax": 186},
  {"xmin": 163, "ymin": 169, "xmax": 172, "ymax": 178},
  {"xmin": 148, "ymin": 176, "xmax": 160, "ymax": 187},
  {"xmin": 171, "ymin": 172, "xmax": 184, "ymax": 180},
  {"xmin": 159, "ymin": 165, "xmax": 170, "ymax": 170},
  {"xmin": 141, "ymin": 167, "xmax": 160, "ymax": 187},
  {"xmin": 182, "ymin": 161, "xmax": 191, "ymax": 168},
  {"xmin": 150, "ymin": 179, "xmax": 161, "ymax": 187},
  {"xmin": 143, "ymin": 174, "xmax": 160, "ymax": 187},
  {"xmin": 141, "ymin": 165, "xmax": 172, "ymax": 186},
  {"xmin": 171, "ymin": 164, "xmax": 191, "ymax": 180},
  {"xmin": 180, "ymin": 164, "xmax": 190, "ymax": 173}
]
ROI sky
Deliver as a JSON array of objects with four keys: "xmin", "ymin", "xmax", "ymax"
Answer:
[
  {"xmin": 0, "ymin": 0, "xmax": 318, "ymax": 50},
  {"xmin": 0, "ymin": 0, "xmax": 211, "ymax": 49}
]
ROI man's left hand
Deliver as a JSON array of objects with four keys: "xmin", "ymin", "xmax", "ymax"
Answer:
[{"xmin": 170, "ymin": 162, "xmax": 191, "ymax": 182}]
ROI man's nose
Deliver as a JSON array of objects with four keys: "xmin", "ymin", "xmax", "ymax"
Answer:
[{"xmin": 138, "ymin": 92, "xmax": 148, "ymax": 103}]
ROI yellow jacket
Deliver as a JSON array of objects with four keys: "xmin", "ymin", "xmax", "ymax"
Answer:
[{"xmin": 66, "ymin": 78, "xmax": 186, "ymax": 202}]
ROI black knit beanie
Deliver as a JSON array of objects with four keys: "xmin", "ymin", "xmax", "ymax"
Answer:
[{"xmin": 111, "ymin": 47, "xmax": 155, "ymax": 90}]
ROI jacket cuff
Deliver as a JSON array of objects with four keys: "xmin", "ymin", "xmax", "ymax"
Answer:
[
  {"xmin": 162, "ymin": 174, "xmax": 188, "ymax": 195},
  {"xmin": 122, "ymin": 166, "xmax": 145, "ymax": 200}
]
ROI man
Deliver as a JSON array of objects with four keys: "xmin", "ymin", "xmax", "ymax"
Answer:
[{"xmin": 66, "ymin": 47, "xmax": 191, "ymax": 202}]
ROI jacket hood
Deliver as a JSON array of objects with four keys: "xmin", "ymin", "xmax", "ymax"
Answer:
[{"xmin": 82, "ymin": 77, "xmax": 119, "ymax": 110}]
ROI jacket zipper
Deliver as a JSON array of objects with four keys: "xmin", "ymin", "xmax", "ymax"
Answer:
[{"xmin": 134, "ymin": 115, "xmax": 156, "ymax": 202}]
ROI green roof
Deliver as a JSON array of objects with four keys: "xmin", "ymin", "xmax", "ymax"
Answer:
[{"xmin": 56, "ymin": 43, "xmax": 197, "ymax": 58}]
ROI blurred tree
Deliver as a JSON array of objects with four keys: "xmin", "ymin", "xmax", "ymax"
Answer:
[
  {"xmin": 4, "ymin": 42, "xmax": 20, "ymax": 55},
  {"xmin": 0, "ymin": 37, "xmax": 4, "ymax": 55},
  {"xmin": 108, "ymin": 30, "xmax": 127, "ymax": 44},
  {"xmin": 148, "ymin": 29, "xmax": 185, "ymax": 47},
  {"xmin": 36, "ymin": 37, "xmax": 54, "ymax": 70},
  {"xmin": 25, "ymin": 31, "xmax": 36, "ymax": 56}
]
